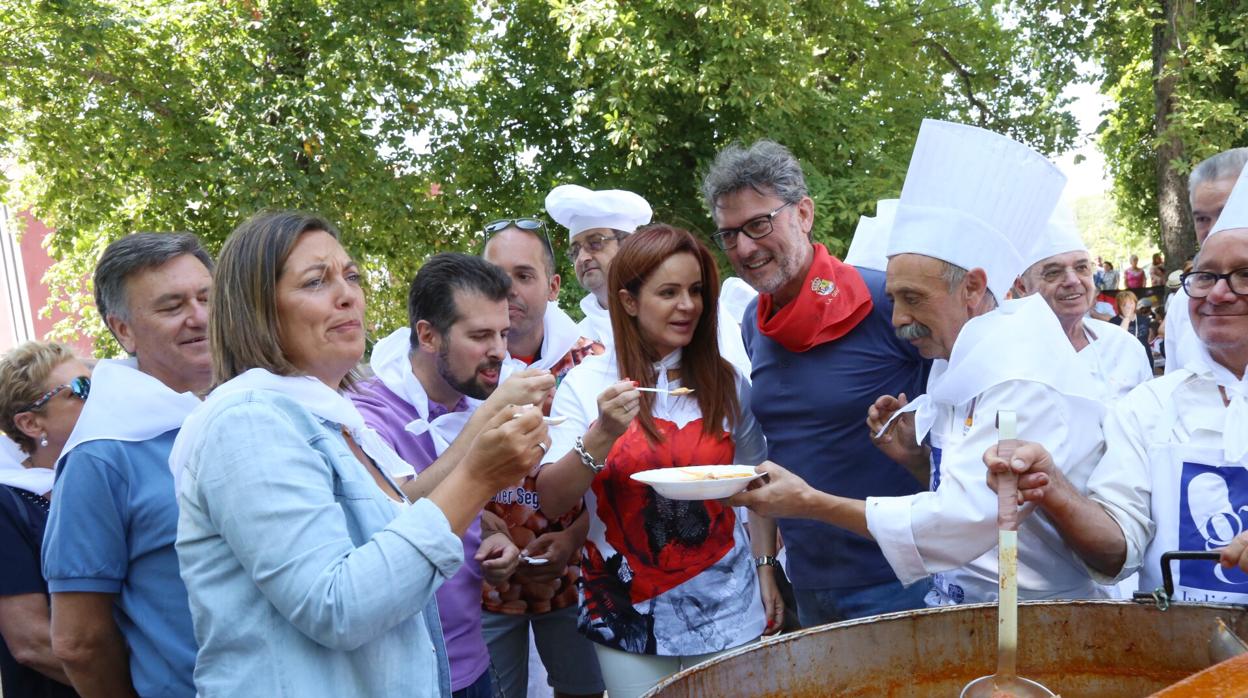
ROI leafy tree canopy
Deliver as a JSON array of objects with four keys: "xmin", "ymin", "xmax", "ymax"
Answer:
[{"xmin": 1, "ymin": 0, "xmax": 1087, "ymax": 351}]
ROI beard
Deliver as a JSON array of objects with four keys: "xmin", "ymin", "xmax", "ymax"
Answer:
[
  {"xmin": 895, "ymin": 321, "xmax": 932, "ymax": 341},
  {"xmin": 436, "ymin": 344, "xmax": 501, "ymax": 401}
]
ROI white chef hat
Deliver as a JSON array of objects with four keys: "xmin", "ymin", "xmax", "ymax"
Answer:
[
  {"xmin": 1020, "ymin": 202, "xmax": 1089, "ymax": 271},
  {"xmin": 844, "ymin": 199, "xmax": 898, "ymax": 272},
  {"xmin": 886, "ymin": 120, "xmax": 1067, "ymax": 300},
  {"xmin": 545, "ymin": 184, "xmax": 653, "ymax": 243},
  {"xmin": 1210, "ymin": 165, "xmax": 1248, "ymax": 238}
]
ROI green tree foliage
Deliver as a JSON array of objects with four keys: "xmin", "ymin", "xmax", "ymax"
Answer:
[
  {"xmin": 1, "ymin": 0, "xmax": 1087, "ymax": 348},
  {"xmin": 0, "ymin": 0, "xmax": 474, "ymax": 351},
  {"xmin": 1095, "ymin": 1, "xmax": 1248, "ymax": 266},
  {"xmin": 432, "ymin": 0, "xmax": 1083, "ymax": 314}
]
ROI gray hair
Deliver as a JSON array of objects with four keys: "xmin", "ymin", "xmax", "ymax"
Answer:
[
  {"xmin": 94, "ymin": 232, "xmax": 213, "ymax": 324},
  {"xmin": 1190, "ymin": 148, "xmax": 1248, "ymax": 202},
  {"xmin": 938, "ymin": 259, "xmax": 997, "ymax": 309},
  {"xmin": 701, "ymin": 140, "xmax": 808, "ymax": 218}
]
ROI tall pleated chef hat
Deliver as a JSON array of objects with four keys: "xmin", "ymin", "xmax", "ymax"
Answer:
[
  {"xmin": 886, "ymin": 119, "xmax": 1067, "ymax": 300},
  {"xmin": 1210, "ymin": 164, "xmax": 1248, "ymax": 238},
  {"xmin": 545, "ymin": 184, "xmax": 653, "ymax": 243},
  {"xmin": 844, "ymin": 198, "xmax": 898, "ymax": 272},
  {"xmin": 1020, "ymin": 201, "xmax": 1089, "ymax": 272}
]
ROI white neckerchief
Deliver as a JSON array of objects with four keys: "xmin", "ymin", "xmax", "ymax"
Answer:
[
  {"xmin": 0, "ymin": 434, "xmax": 53, "ymax": 496},
  {"xmin": 502, "ymin": 304, "xmax": 583, "ymax": 373},
  {"xmin": 58, "ymin": 358, "xmax": 202, "ymax": 473},
  {"xmin": 651, "ymin": 349, "xmax": 683, "ymax": 414},
  {"xmin": 170, "ymin": 368, "xmax": 415, "ymax": 490},
  {"xmin": 370, "ymin": 327, "xmax": 479, "ymax": 456},
  {"xmin": 579, "ymin": 293, "xmax": 614, "ymax": 347},
  {"xmin": 884, "ymin": 295, "xmax": 1105, "ymax": 443},
  {"xmin": 1185, "ymin": 343, "xmax": 1248, "ymax": 461}
]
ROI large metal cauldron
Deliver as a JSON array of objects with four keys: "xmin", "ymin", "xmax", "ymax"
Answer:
[{"xmin": 643, "ymin": 600, "xmax": 1248, "ymax": 697}]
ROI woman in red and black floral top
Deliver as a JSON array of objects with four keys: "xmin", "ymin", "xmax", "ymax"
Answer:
[{"xmin": 536, "ymin": 224, "xmax": 781, "ymax": 698}]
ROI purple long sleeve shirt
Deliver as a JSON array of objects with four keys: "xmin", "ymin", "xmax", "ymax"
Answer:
[{"xmin": 350, "ymin": 377, "xmax": 488, "ymax": 692}]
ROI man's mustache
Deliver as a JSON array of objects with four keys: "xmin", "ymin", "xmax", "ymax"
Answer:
[{"xmin": 895, "ymin": 322, "xmax": 932, "ymax": 341}]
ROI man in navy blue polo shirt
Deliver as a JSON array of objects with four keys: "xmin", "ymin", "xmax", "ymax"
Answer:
[{"xmin": 700, "ymin": 141, "xmax": 931, "ymax": 625}]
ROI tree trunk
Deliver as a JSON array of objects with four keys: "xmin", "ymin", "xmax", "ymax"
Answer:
[{"xmin": 1152, "ymin": 0, "xmax": 1198, "ymax": 269}]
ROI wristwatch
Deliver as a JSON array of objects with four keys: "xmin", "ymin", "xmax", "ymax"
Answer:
[
  {"xmin": 754, "ymin": 555, "xmax": 780, "ymax": 569},
  {"xmin": 574, "ymin": 436, "xmax": 605, "ymax": 474}
]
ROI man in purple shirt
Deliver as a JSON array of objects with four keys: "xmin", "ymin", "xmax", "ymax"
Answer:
[{"xmin": 351, "ymin": 254, "xmax": 554, "ymax": 698}]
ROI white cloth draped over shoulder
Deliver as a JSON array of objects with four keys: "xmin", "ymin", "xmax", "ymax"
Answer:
[
  {"xmin": 171, "ymin": 368, "xmax": 415, "ymax": 491},
  {"xmin": 370, "ymin": 327, "xmax": 480, "ymax": 456},
  {"xmin": 882, "ymin": 295, "xmax": 1105, "ymax": 445},
  {"xmin": 0, "ymin": 434, "xmax": 53, "ymax": 495},
  {"xmin": 58, "ymin": 358, "xmax": 202, "ymax": 474},
  {"xmin": 866, "ymin": 294, "xmax": 1110, "ymax": 603}
]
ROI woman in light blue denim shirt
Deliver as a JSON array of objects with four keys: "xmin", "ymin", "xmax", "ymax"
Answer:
[{"xmin": 173, "ymin": 211, "xmax": 549, "ymax": 697}]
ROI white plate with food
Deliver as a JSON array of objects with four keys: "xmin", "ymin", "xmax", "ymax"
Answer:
[{"xmin": 630, "ymin": 465, "xmax": 762, "ymax": 501}]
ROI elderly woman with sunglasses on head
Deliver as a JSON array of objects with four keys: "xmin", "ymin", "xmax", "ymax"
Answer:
[
  {"xmin": 534, "ymin": 224, "xmax": 781, "ymax": 698},
  {"xmin": 0, "ymin": 341, "xmax": 91, "ymax": 697},
  {"xmin": 170, "ymin": 210, "xmax": 549, "ymax": 697}
]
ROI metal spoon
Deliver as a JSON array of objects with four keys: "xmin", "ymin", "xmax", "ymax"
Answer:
[
  {"xmin": 635, "ymin": 387, "xmax": 694, "ymax": 396},
  {"xmin": 961, "ymin": 411, "xmax": 1056, "ymax": 698}
]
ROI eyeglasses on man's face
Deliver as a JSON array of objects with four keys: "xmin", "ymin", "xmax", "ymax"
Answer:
[
  {"xmin": 568, "ymin": 233, "xmax": 622, "ymax": 261},
  {"xmin": 24, "ymin": 376, "xmax": 91, "ymax": 412},
  {"xmin": 1181, "ymin": 268, "xmax": 1248, "ymax": 299},
  {"xmin": 710, "ymin": 201, "xmax": 795, "ymax": 251},
  {"xmin": 483, "ymin": 218, "xmax": 555, "ymax": 258}
]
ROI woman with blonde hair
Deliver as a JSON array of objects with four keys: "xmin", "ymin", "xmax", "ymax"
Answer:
[
  {"xmin": 535, "ymin": 224, "xmax": 780, "ymax": 698},
  {"xmin": 0, "ymin": 341, "xmax": 90, "ymax": 697},
  {"xmin": 1113, "ymin": 290, "xmax": 1154, "ymax": 365}
]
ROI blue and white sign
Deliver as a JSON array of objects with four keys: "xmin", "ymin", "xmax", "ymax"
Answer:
[{"xmin": 1178, "ymin": 461, "xmax": 1248, "ymax": 594}]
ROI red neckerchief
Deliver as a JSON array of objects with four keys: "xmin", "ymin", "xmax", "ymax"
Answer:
[{"xmin": 756, "ymin": 243, "xmax": 874, "ymax": 352}]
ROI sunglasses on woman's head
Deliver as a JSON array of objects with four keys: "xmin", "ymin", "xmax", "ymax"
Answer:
[{"xmin": 24, "ymin": 376, "xmax": 91, "ymax": 412}]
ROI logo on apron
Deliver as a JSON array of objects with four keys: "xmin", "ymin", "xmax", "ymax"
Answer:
[
  {"xmin": 930, "ymin": 446, "xmax": 943, "ymax": 491},
  {"xmin": 1179, "ymin": 461, "xmax": 1248, "ymax": 592}
]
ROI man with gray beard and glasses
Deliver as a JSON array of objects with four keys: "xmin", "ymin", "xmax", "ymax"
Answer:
[{"xmin": 700, "ymin": 141, "xmax": 931, "ymax": 625}]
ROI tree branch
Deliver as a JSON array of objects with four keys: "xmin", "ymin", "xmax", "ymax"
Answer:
[{"xmin": 923, "ymin": 38, "xmax": 991, "ymax": 126}]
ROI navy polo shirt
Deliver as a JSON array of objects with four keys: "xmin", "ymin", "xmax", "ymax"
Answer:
[{"xmin": 743, "ymin": 266, "xmax": 931, "ymax": 590}]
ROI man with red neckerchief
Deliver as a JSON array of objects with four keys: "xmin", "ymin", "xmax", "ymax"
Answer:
[{"xmin": 699, "ymin": 140, "xmax": 932, "ymax": 625}]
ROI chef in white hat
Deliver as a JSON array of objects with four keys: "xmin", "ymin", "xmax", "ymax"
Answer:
[
  {"xmin": 732, "ymin": 119, "xmax": 1111, "ymax": 605},
  {"xmin": 1012, "ymin": 204, "xmax": 1153, "ymax": 402},
  {"xmin": 546, "ymin": 184, "xmax": 753, "ymax": 376},
  {"xmin": 1165, "ymin": 148, "xmax": 1248, "ymax": 375},
  {"xmin": 988, "ymin": 162, "xmax": 1248, "ymax": 601},
  {"xmin": 545, "ymin": 184, "xmax": 653, "ymax": 345},
  {"xmin": 842, "ymin": 199, "xmax": 898, "ymax": 273}
]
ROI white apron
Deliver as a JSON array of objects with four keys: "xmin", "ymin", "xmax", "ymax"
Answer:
[{"xmin": 1138, "ymin": 436, "xmax": 1248, "ymax": 603}]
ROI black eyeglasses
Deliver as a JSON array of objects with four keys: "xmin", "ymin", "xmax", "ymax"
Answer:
[
  {"xmin": 1181, "ymin": 268, "xmax": 1248, "ymax": 299},
  {"xmin": 710, "ymin": 201, "xmax": 795, "ymax": 251},
  {"xmin": 483, "ymin": 218, "xmax": 555, "ymax": 258},
  {"xmin": 23, "ymin": 376, "xmax": 90, "ymax": 412},
  {"xmin": 568, "ymin": 232, "xmax": 623, "ymax": 260}
]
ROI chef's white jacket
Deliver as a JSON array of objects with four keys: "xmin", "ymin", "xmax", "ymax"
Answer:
[
  {"xmin": 1086, "ymin": 354, "xmax": 1248, "ymax": 601},
  {"xmin": 865, "ymin": 295, "xmax": 1110, "ymax": 604}
]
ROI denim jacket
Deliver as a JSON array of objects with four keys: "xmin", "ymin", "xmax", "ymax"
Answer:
[{"xmin": 176, "ymin": 390, "xmax": 461, "ymax": 697}]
